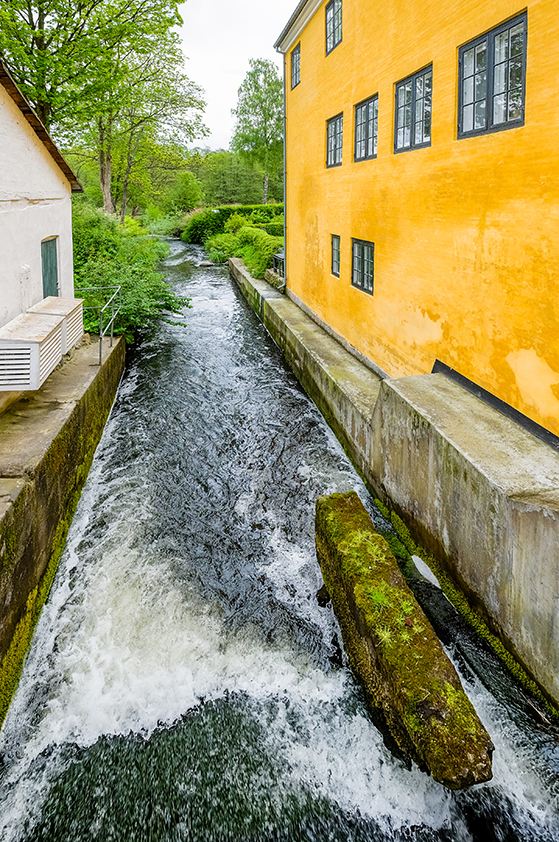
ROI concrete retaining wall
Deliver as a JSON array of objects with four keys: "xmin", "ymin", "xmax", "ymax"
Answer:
[
  {"xmin": 229, "ymin": 258, "xmax": 559, "ymax": 706},
  {"xmin": 0, "ymin": 337, "xmax": 125, "ymax": 724}
]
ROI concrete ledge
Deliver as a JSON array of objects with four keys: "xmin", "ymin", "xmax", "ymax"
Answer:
[
  {"xmin": 0, "ymin": 337, "xmax": 125, "ymax": 724},
  {"xmin": 229, "ymin": 258, "xmax": 559, "ymax": 707},
  {"xmin": 372, "ymin": 374, "xmax": 559, "ymax": 705}
]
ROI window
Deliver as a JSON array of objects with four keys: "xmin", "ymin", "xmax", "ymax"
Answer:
[
  {"xmin": 326, "ymin": 0, "xmax": 342, "ymax": 55},
  {"xmin": 355, "ymin": 95, "xmax": 378, "ymax": 161},
  {"xmin": 327, "ymin": 113, "xmax": 343, "ymax": 167},
  {"xmin": 331, "ymin": 235, "xmax": 340, "ymax": 276},
  {"xmin": 352, "ymin": 239, "xmax": 374, "ymax": 294},
  {"xmin": 291, "ymin": 43, "xmax": 301, "ymax": 89},
  {"xmin": 458, "ymin": 13, "xmax": 526, "ymax": 137},
  {"xmin": 395, "ymin": 66, "xmax": 432, "ymax": 152}
]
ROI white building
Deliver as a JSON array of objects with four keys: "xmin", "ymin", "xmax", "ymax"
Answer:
[
  {"xmin": 0, "ymin": 60, "xmax": 83, "ymax": 404},
  {"xmin": 0, "ymin": 59, "xmax": 81, "ymax": 327}
]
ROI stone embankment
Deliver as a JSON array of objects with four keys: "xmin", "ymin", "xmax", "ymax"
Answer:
[
  {"xmin": 316, "ymin": 491, "xmax": 494, "ymax": 789},
  {"xmin": 229, "ymin": 257, "xmax": 559, "ymax": 710},
  {"xmin": 0, "ymin": 337, "xmax": 125, "ymax": 726}
]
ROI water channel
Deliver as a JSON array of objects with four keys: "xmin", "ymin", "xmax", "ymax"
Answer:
[{"xmin": 0, "ymin": 240, "xmax": 558, "ymax": 840}]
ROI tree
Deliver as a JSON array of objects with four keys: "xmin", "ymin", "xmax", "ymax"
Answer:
[
  {"xmin": 0, "ymin": 1, "xmax": 182, "ymax": 131},
  {"xmin": 0, "ymin": 2, "xmax": 207, "ymax": 217},
  {"xmin": 231, "ymin": 59, "xmax": 284, "ymax": 204}
]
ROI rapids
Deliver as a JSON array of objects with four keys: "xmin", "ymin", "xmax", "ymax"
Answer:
[{"xmin": 0, "ymin": 240, "xmax": 558, "ymax": 841}]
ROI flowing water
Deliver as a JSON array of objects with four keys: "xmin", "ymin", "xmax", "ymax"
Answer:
[{"xmin": 1, "ymin": 240, "xmax": 558, "ymax": 841}]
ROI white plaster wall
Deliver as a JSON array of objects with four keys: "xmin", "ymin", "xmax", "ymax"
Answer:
[{"xmin": 0, "ymin": 85, "xmax": 75, "ymax": 329}]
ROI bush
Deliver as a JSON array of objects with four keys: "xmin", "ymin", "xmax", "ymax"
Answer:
[
  {"xmin": 181, "ymin": 203, "xmax": 283, "ymax": 244},
  {"xmin": 206, "ymin": 232, "xmax": 240, "ymax": 264},
  {"xmin": 224, "ymin": 212, "xmax": 249, "ymax": 234},
  {"xmin": 235, "ymin": 227, "xmax": 283, "ymax": 278},
  {"xmin": 73, "ymin": 202, "xmax": 190, "ymax": 341}
]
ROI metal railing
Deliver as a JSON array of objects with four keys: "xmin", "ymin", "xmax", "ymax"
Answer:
[{"xmin": 74, "ymin": 286, "xmax": 122, "ymax": 365}]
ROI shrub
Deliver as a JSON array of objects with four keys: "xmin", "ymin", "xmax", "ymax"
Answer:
[
  {"xmin": 181, "ymin": 203, "xmax": 283, "ymax": 244},
  {"xmin": 205, "ymin": 225, "xmax": 283, "ymax": 277},
  {"xmin": 235, "ymin": 226, "xmax": 283, "ymax": 278},
  {"xmin": 206, "ymin": 232, "xmax": 240, "ymax": 264},
  {"xmin": 72, "ymin": 202, "xmax": 190, "ymax": 341},
  {"xmin": 224, "ymin": 212, "xmax": 249, "ymax": 233}
]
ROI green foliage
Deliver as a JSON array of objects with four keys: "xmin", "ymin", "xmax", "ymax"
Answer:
[
  {"xmin": 233, "ymin": 226, "xmax": 284, "ymax": 279},
  {"xmin": 224, "ymin": 212, "xmax": 249, "ymax": 233},
  {"xmin": 206, "ymin": 225, "xmax": 283, "ymax": 278},
  {"xmin": 196, "ymin": 151, "xmax": 272, "ymax": 206},
  {"xmin": 231, "ymin": 58, "xmax": 284, "ymax": 203},
  {"xmin": 161, "ymin": 171, "xmax": 203, "ymax": 214},
  {"xmin": 0, "ymin": 0, "xmax": 185, "ymax": 131},
  {"xmin": 72, "ymin": 202, "xmax": 190, "ymax": 341},
  {"xmin": 181, "ymin": 203, "xmax": 283, "ymax": 244}
]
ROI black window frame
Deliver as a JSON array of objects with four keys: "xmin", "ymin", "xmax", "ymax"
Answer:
[
  {"xmin": 326, "ymin": 112, "xmax": 343, "ymax": 168},
  {"xmin": 351, "ymin": 238, "xmax": 374, "ymax": 295},
  {"xmin": 331, "ymin": 234, "xmax": 340, "ymax": 277},
  {"xmin": 394, "ymin": 65, "xmax": 433, "ymax": 154},
  {"xmin": 326, "ymin": 0, "xmax": 342, "ymax": 55},
  {"xmin": 457, "ymin": 12, "xmax": 527, "ymax": 139},
  {"xmin": 291, "ymin": 42, "xmax": 301, "ymax": 89},
  {"xmin": 354, "ymin": 94, "xmax": 378, "ymax": 162}
]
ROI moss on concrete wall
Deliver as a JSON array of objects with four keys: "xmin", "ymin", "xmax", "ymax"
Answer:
[{"xmin": 0, "ymin": 339, "xmax": 125, "ymax": 728}]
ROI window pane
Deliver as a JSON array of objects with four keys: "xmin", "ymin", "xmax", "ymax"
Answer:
[
  {"xmin": 405, "ymin": 81, "xmax": 412, "ymax": 104},
  {"xmin": 494, "ymin": 62, "xmax": 506, "ymax": 95},
  {"xmin": 463, "ymin": 76, "xmax": 474, "ymax": 104},
  {"xmin": 493, "ymin": 93, "xmax": 506, "ymax": 124},
  {"xmin": 508, "ymin": 89, "xmax": 522, "ymax": 120},
  {"xmin": 397, "ymin": 127, "xmax": 404, "ymax": 148},
  {"xmin": 463, "ymin": 48, "xmax": 474, "ymax": 77},
  {"xmin": 509, "ymin": 59, "xmax": 522, "ymax": 88},
  {"xmin": 397, "ymin": 106, "xmax": 404, "ymax": 128},
  {"xmin": 463, "ymin": 103, "xmax": 474, "ymax": 132},
  {"xmin": 494, "ymin": 31, "xmax": 509, "ymax": 63},
  {"xmin": 424, "ymin": 71, "xmax": 432, "ymax": 96},
  {"xmin": 416, "ymin": 76, "xmax": 423, "ymax": 98},
  {"xmin": 475, "ymin": 100, "xmax": 486, "ymax": 129},
  {"xmin": 423, "ymin": 102, "xmax": 431, "ymax": 140},
  {"xmin": 398, "ymin": 85, "xmax": 405, "ymax": 107},
  {"xmin": 475, "ymin": 70, "xmax": 487, "ymax": 100},
  {"xmin": 404, "ymin": 104, "xmax": 411, "ymax": 128},
  {"xmin": 415, "ymin": 96, "xmax": 424, "ymax": 121},
  {"xmin": 510, "ymin": 22, "xmax": 524, "ymax": 56},
  {"xmin": 475, "ymin": 42, "xmax": 487, "ymax": 71},
  {"xmin": 414, "ymin": 121, "xmax": 423, "ymax": 145}
]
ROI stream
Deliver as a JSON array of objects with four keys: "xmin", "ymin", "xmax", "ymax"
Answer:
[{"xmin": 0, "ymin": 239, "xmax": 558, "ymax": 840}]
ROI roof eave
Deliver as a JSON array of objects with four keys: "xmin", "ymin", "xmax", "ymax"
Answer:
[
  {"xmin": 274, "ymin": 0, "xmax": 324, "ymax": 53},
  {"xmin": 0, "ymin": 60, "xmax": 83, "ymax": 193}
]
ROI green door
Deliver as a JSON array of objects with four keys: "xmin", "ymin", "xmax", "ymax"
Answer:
[{"xmin": 41, "ymin": 238, "xmax": 58, "ymax": 297}]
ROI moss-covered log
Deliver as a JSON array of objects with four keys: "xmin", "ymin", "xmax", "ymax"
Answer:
[{"xmin": 315, "ymin": 491, "xmax": 494, "ymax": 789}]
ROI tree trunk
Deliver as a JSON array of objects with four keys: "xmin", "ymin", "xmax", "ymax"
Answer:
[
  {"xmin": 98, "ymin": 119, "xmax": 115, "ymax": 214},
  {"xmin": 262, "ymin": 172, "xmax": 269, "ymax": 205}
]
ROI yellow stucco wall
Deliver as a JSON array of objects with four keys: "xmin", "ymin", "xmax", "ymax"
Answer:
[{"xmin": 284, "ymin": 0, "xmax": 559, "ymax": 436}]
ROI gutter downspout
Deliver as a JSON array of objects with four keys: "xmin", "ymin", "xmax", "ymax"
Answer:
[{"xmin": 277, "ymin": 48, "xmax": 287, "ymax": 288}]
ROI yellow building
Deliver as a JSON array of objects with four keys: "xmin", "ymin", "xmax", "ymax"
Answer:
[{"xmin": 275, "ymin": 0, "xmax": 559, "ymax": 440}]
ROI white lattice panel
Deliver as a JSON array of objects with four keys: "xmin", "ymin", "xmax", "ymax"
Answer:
[
  {"xmin": 0, "ymin": 312, "xmax": 64, "ymax": 390},
  {"xmin": 27, "ymin": 297, "xmax": 84, "ymax": 354}
]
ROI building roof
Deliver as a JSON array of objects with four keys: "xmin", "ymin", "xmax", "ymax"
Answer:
[
  {"xmin": 0, "ymin": 60, "xmax": 82, "ymax": 193},
  {"xmin": 274, "ymin": 0, "xmax": 324, "ymax": 53}
]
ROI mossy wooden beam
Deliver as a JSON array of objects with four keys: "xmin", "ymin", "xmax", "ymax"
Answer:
[{"xmin": 315, "ymin": 491, "xmax": 494, "ymax": 789}]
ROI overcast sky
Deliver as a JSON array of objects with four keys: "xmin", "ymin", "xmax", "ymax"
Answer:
[{"xmin": 177, "ymin": 0, "xmax": 296, "ymax": 150}]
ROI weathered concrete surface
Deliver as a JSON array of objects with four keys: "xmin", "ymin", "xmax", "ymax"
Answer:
[
  {"xmin": 229, "ymin": 257, "xmax": 559, "ymax": 708},
  {"xmin": 230, "ymin": 258, "xmax": 381, "ymax": 480},
  {"xmin": 372, "ymin": 374, "xmax": 559, "ymax": 706},
  {"xmin": 316, "ymin": 491, "xmax": 494, "ymax": 789},
  {"xmin": 0, "ymin": 337, "xmax": 125, "ymax": 724}
]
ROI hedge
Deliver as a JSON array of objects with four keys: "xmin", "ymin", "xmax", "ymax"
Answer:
[{"xmin": 181, "ymin": 204, "xmax": 283, "ymax": 245}]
